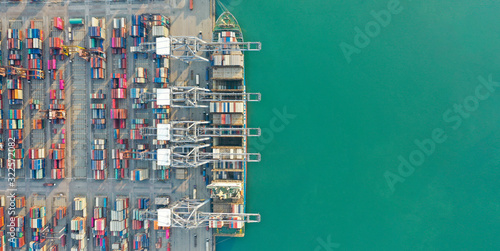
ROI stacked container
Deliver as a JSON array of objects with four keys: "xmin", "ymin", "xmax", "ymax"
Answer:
[
  {"xmin": 133, "ymin": 233, "xmax": 149, "ymax": 250},
  {"xmin": 134, "ymin": 67, "xmax": 147, "ymax": 84},
  {"xmin": 50, "ymin": 143, "xmax": 65, "ymax": 179},
  {"xmin": 0, "ymin": 27, "xmax": 2, "ymax": 66},
  {"xmin": 71, "ymin": 197, "xmax": 87, "ymax": 251},
  {"xmin": 111, "ymin": 149, "xmax": 129, "ymax": 180},
  {"xmin": 110, "ymin": 197, "xmax": 129, "ymax": 247},
  {"xmin": 0, "ymin": 196, "xmax": 5, "ymax": 251},
  {"xmin": 130, "ymin": 15, "xmax": 146, "ymax": 53},
  {"xmin": 53, "ymin": 207, "xmax": 67, "ymax": 227},
  {"xmin": 130, "ymin": 88, "xmax": 147, "ymax": 109},
  {"xmin": 7, "ymin": 78, "xmax": 23, "ymax": 105},
  {"xmin": 130, "ymin": 119, "xmax": 147, "ymax": 130},
  {"xmin": 26, "ymin": 25, "xmax": 44, "ymax": 80},
  {"xmin": 91, "ymin": 103, "xmax": 106, "ymax": 129},
  {"xmin": 117, "ymin": 54, "xmax": 127, "ymax": 70},
  {"xmin": 8, "ymin": 109, "xmax": 24, "ymax": 169},
  {"xmin": 151, "ymin": 100, "xmax": 170, "ymax": 126},
  {"xmin": 9, "ymin": 215, "xmax": 25, "ymax": 248},
  {"xmin": 93, "ymin": 197, "xmax": 108, "ymax": 250},
  {"xmin": 154, "ymin": 66, "xmax": 169, "ymax": 85},
  {"xmin": 112, "ymin": 18, "xmax": 127, "ymax": 54},
  {"xmin": 26, "ymin": 27, "xmax": 43, "ymax": 74},
  {"xmin": 91, "ymin": 139, "xmax": 107, "ymax": 180},
  {"xmin": 110, "ymin": 109, "xmax": 127, "ymax": 120},
  {"xmin": 7, "ymin": 29, "xmax": 22, "ymax": 66},
  {"xmin": 0, "ymin": 77, "xmax": 3, "ymax": 137},
  {"xmin": 110, "ymin": 73, "xmax": 127, "ymax": 131},
  {"xmin": 7, "ymin": 109, "xmax": 23, "ymax": 130},
  {"xmin": 89, "ymin": 17, "xmax": 106, "ymax": 79},
  {"xmin": 29, "ymin": 99, "xmax": 41, "ymax": 110},
  {"xmin": 15, "ymin": 196, "xmax": 26, "ymax": 208},
  {"xmin": 29, "ymin": 206, "xmax": 47, "ymax": 250},
  {"xmin": 132, "ymin": 198, "xmax": 149, "ymax": 230},
  {"xmin": 153, "ymin": 161, "xmax": 170, "ymax": 181},
  {"xmin": 130, "ymin": 169, "xmax": 149, "ymax": 181},
  {"xmin": 89, "ymin": 17, "xmax": 106, "ymax": 48},
  {"xmin": 150, "ymin": 14, "xmax": 169, "ymax": 37},
  {"xmin": 28, "ymin": 148, "xmax": 45, "ymax": 179},
  {"xmin": 90, "ymin": 90, "xmax": 106, "ymax": 99},
  {"xmin": 209, "ymin": 101, "xmax": 244, "ymax": 113}
]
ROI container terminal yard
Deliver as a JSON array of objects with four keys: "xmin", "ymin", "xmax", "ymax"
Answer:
[{"xmin": 0, "ymin": 0, "xmax": 261, "ymax": 250}]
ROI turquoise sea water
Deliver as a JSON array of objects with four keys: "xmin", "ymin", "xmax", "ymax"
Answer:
[{"xmin": 218, "ymin": 0, "xmax": 500, "ymax": 250}]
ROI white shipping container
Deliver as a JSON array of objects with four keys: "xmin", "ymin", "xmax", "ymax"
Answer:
[
  {"xmin": 115, "ymin": 199, "xmax": 129, "ymax": 210},
  {"xmin": 111, "ymin": 210, "xmax": 126, "ymax": 221},
  {"xmin": 212, "ymin": 67, "xmax": 244, "ymax": 80},
  {"xmin": 113, "ymin": 18, "xmax": 126, "ymax": 29},
  {"xmin": 152, "ymin": 26, "xmax": 168, "ymax": 37},
  {"xmin": 135, "ymin": 67, "xmax": 146, "ymax": 78},
  {"xmin": 157, "ymin": 67, "xmax": 168, "ymax": 77},
  {"xmin": 213, "ymin": 54, "xmax": 244, "ymax": 67},
  {"xmin": 110, "ymin": 220, "xmax": 126, "ymax": 231},
  {"xmin": 74, "ymin": 198, "xmax": 87, "ymax": 210}
]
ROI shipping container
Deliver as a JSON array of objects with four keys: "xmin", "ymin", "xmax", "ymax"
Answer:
[
  {"xmin": 69, "ymin": 18, "xmax": 84, "ymax": 25},
  {"xmin": 54, "ymin": 17, "xmax": 64, "ymax": 30},
  {"xmin": 209, "ymin": 101, "xmax": 244, "ymax": 113}
]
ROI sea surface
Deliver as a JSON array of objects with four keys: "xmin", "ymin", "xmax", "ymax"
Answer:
[{"xmin": 217, "ymin": 0, "xmax": 500, "ymax": 250}]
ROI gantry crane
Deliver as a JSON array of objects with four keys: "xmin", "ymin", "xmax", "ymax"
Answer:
[
  {"xmin": 139, "ymin": 87, "xmax": 260, "ymax": 108},
  {"xmin": 61, "ymin": 45, "xmax": 106, "ymax": 61},
  {"xmin": 0, "ymin": 66, "xmax": 45, "ymax": 79},
  {"xmin": 141, "ymin": 198, "xmax": 260, "ymax": 229},
  {"xmin": 39, "ymin": 109, "xmax": 66, "ymax": 120},
  {"xmin": 140, "ymin": 121, "xmax": 261, "ymax": 143},
  {"xmin": 138, "ymin": 144, "xmax": 260, "ymax": 168},
  {"xmin": 136, "ymin": 36, "xmax": 261, "ymax": 63}
]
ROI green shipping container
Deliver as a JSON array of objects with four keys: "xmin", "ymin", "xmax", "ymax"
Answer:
[{"xmin": 69, "ymin": 18, "xmax": 84, "ymax": 25}]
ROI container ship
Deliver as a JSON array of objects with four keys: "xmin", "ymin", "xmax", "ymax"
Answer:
[{"xmin": 207, "ymin": 10, "xmax": 250, "ymax": 237}]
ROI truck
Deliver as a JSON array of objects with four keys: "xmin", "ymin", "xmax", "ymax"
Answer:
[
  {"xmin": 68, "ymin": 26, "xmax": 73, "ymax": 41},
  {"xmin": 196, "ymin": 74, "xmax": 200, "ymax": 86},
  {"xmin": 193, "ymin": 186, "xmax": 197, "ymax": 199}
]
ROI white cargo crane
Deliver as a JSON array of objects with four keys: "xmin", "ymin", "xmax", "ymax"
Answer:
[
  {"xmin": 139, "ymin": 87, "xmax": 261, "ymax": 108},
  {"xmin": 136, "ymin": 36, "xmax": 261, "ymax": 63},
  {"xmin": 140, "ymin": 198, "xmax": 260, "ymax": 229},
  {"xmin": 139, "ymin": 121, "xmax": 261, "ymax": 143},
  {"xmin": 137, "ymin": 144, "xmax": 260, "ymax": 168}
]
